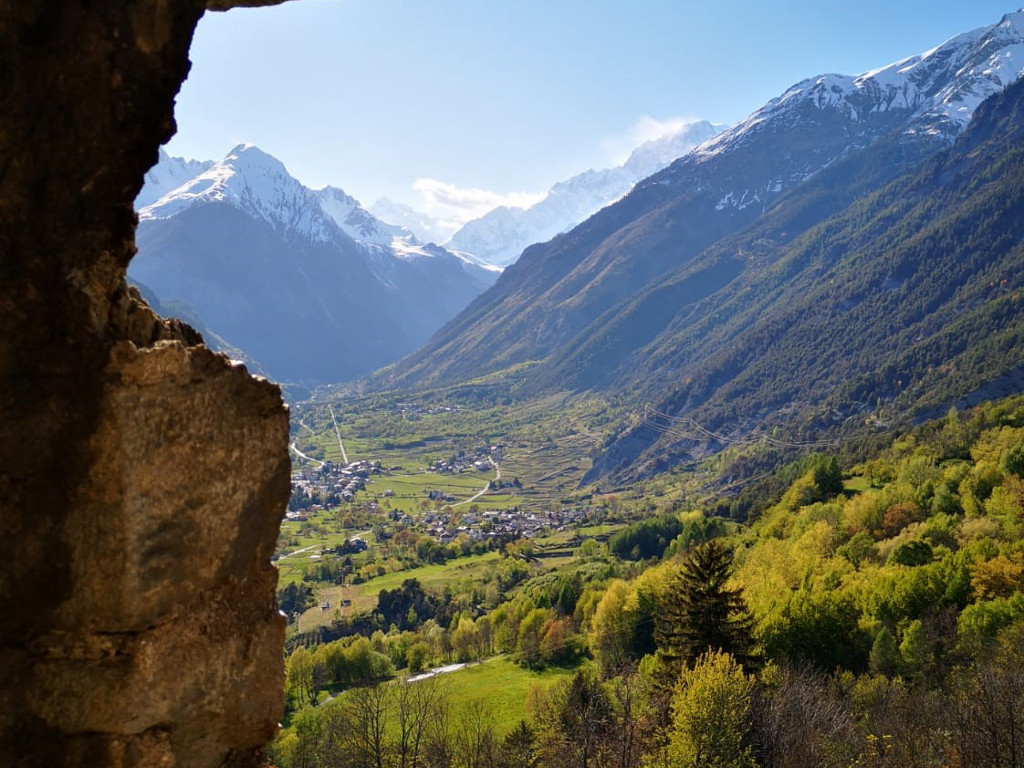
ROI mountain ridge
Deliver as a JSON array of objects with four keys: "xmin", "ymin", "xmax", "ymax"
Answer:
[
  {"xmin": 444, "ymin": 120, "xmax": 724, "ymax": 267},
  {"xmin": 588, "ymin": 72, "xmax": 1024, "ymax": 482},
  {"xmin": 375, "ymin": 10, "xmax": 1024, "ymax": 395},
  {"xmin": 132, "ymin": 145, "xmax": 495, "ymax": 384}
]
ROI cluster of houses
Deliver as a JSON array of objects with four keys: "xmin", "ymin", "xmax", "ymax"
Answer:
[
  {"xmin": 394, "ymin": 401, "xmax": 463, "ymax": 421},
  {"xmin": 427, "ymin": 445, "xmax": 504, "ymax": 475},
  {"xmin": 286, "ymin": 442, "xmax": 596, "ymax": 544},
  {"xmin": 321, "ymin": 538, "xmax": 368, "ymax": 555},
  {"xmin": 422, "ymin": 505, "xmax": 589, "ymax": 543},
  {"xmin": 288, "ymin": 459, "xmax": 386, "ymax": 518}
]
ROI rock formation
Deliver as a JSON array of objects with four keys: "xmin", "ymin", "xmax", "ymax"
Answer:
[{"xmin": 0, "ymin": 1, "xmax": 294, "ymax": 765}]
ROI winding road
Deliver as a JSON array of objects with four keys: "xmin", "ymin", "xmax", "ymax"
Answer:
[
  {"xmin": 289, "ymin": 441, "xmax": 324, "ymax": 468},
  {"xmin": 452, "ymin": 462, "xmax": 501, "ymax": 507}
]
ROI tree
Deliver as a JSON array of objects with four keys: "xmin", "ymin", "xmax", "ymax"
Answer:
[
  {"xmin": 951, "ymin": 623, "xmax": 1024, "ymax": 768},
  {"xmin": 454, "ymin": 699, "xmax": 497, "ymax": 768},
  {"xmin": 534, "ymin": 670, "xmax": 615, "ymax": 768},
  {"xmin": 889, "ymin": 540, "xmax": 933, "ymax": 567},
  {"xmin": 541, "ymin": 617, "xmax": 576, "ymax": 665},
  {"xmin": 452, "ymin": 616, "xmax": 479, "ymax": 662},
  {"xmin": 517, "ymin": 608, "xmax": 550, "ymax": 669},
  {"xmin": 591, "ymin": 580, "xmax": 641, "ymax": 676},
  {"xmin": 655, "ymin": 541, "xmax": 755, "ymax": 671},
  {"xmin": 497, "ymin": 720, "xmax": 537, "ymax": 768},
  {"xmin": 393, "ymin": 675, "xmax": 445, "ymax": 768},
  {"xmin": 287, "ymin": 646, "xmax": 317, "ymax": 708},
  {"xmin": 406, "ymin": 642, "xmax": 431, "ymax": 674},
  {"xmin": 899, "ymin": 619, "xmax": 931, "ymax": 680},
  {"xmin": 667, "ymin": 651, "xmax": 756, "ymax": 768},
  {"xmin": 347, "ymin": 682, "xmax": 392, "ymax": 768},
  {"xmin": 754, "ymin": 663, "xmax": 857, "ymax": 768},
  {"xmin": 869, "ymin": 627, "xmax": 898, "ymax": 676}
]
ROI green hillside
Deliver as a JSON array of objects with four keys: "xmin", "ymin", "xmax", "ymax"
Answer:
[{"xmin": 587, "ymin": 76, "xmax": 1024, "ymax": 483}]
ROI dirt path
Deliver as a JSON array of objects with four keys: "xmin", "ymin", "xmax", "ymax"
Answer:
[{"xmin": 277, "ymin": 544, "xmax": 319, "ymax": 561}]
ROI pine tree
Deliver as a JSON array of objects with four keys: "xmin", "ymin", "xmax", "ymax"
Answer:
[{"xmin": 655, "ymin": 541, "xmax": 755, "ymax": 670}]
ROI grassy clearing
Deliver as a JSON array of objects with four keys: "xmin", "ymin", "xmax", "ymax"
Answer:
[
  {"xmin": 294, "ymin": 551, "xmax": 503, "ymax": 630},
  {"xmin": 306, "ymin": 655, "xmax": 583, "ymax": 736},
  {"xmin": 297, "ymin": 585, "xmax": 375, "ymax": 632},
  {"xmin": 843, "ymin": 475, "xmax": 872, "ymax": 493},
  {"xmin": 275, "ymin": 527, "xmax": 376, "ymax": 587},
  {"xmin": 440, "ymin": 655, "xmax": 582, "ymax": 732},
  {"xmin": 354, "ymin": 551, "xmax": 501, "ymax": 594}
]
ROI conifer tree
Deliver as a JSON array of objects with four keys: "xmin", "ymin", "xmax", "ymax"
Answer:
[{"xmin": 655, "ymin": 541, "xmax": 755, "ymax": 670}]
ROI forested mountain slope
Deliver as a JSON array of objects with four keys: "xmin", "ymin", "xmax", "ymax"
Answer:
[
  {"xmin": 588, "ymin": 74, "xmax": 1024, "ymax": 482},
  {"xmin": 375, "ymin": 11, "xmax": 1024, "ymax": 393}
]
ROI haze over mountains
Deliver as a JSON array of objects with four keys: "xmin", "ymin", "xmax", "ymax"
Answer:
[
  {"xmin": 443, "ymin": 120, "xmax": 723, "ymax": 267},
  {"xmin": 375, "ymin": 9, "xmax": 1024, "ymax": 481}
]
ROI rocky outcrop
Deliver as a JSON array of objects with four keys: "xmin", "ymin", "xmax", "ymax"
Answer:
[{"xmin": 0, "ymin": 1, "xmax": 293, "ymax": 765}]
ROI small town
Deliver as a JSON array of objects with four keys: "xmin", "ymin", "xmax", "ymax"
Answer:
[{"xmin": 287, "ymin": 443, "xmax": 591, "ymax": 542}]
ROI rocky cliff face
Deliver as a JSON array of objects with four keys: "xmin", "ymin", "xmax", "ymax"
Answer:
[{"xmin": 0, "ymin": 1, "xmax": 291, "ymax": 766}]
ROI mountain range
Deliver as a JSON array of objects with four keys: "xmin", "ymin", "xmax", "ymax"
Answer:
[
  {"xmin": 132, "ymin": 121, "xmax": 732, "ymax": 385},
  {"xmin": 443, "ymin": 120, "xmax": 723, "ymax": 266},
  {"xmin": 372, "ymin": 9, "xmax": 1024, "ymax": 482},
  {"xmin": 131, "ymin": 145, "xmax": 498, "ymax": 384}
]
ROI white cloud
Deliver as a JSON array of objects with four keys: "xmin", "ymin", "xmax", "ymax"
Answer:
[
  {"xmin": 411, "ymin": 178, "xmax": 546, "ymax": 232},
  {"xmin": 602, "ymin": 115, "xmax": 703, "ymax": 166}
]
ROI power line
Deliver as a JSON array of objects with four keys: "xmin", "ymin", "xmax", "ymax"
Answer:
[{"xmin": 640, "ymin": 404, "xmax": 840, "ymax": 449}]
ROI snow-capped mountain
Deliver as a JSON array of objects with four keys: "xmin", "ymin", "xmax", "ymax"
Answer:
[
  {"xmin": 369, "ymin": 197, "xmax": 454, "ymax": 245},
  {"xmin": 132, "ymin": 145, "xmax": 497, "ymax": 384},
  {"xmin": 318, "ymin": 186, "xmax": 408, "ymax": 248},
  {"xmin": 316, "ymin": 186, "xmax": 500, "ymax": 276},
  {"xmin": 378, "ymin": 9, "xmax": 1024, "ymax": 396},
  {"xmin": 135, "ymin": 148, "xmax": 214, "ymax": 208},
  {"xmin": 444, "ymin": 120, "xmax": 723, "ymax": 267},
  {"xmin": 664, "ymin": 9, "xmax": 1024, "ymax": 210},
  {"xmin": 141, "ymin": 144, "xmax": 342, "ymax": 241}
]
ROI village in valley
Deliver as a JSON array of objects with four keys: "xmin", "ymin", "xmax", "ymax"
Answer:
[{"xmin": 286, "ymin": 441, "xmax": 590, "ymax": 548}]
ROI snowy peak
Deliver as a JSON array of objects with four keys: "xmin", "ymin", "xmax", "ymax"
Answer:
[
  {"xmin": 446, "ymin": 119, "xmax": 723, "ymax": 267},
  {"xmin": 140, "ymin": 143, "xmax": 336, "ymax": 242},
  {"xmin": 317, "ymin": 186, "xmax": 410, "ymax": 248},
  {"xmin": 135, "ymin": 149, "xmax": 214, "ymax": 208},
  {"xmin": 622, "ymin": 120, "xmax": 724, "ymax": 178},
  {"xmin": 696, "ymin": 10, "xmax": 1024, "ymax": 162},
  {"xmin": 915, "ymin": 9, "xmax": 1024, "ymax": 133},
  {"xmin": 136, "ymin": 143, "xmax": 499, "ymax": 291},
  {"xmin": 315, "ymin": 186, "xmax": 497, "ymax": 274}
]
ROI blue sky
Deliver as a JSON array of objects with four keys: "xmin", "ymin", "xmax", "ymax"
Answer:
[{"xmin": 167, "ymin": 0, "xmax": 1020, "ymax": 221}]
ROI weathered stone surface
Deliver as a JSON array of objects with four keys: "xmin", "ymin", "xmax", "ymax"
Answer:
[{"xmin": 1, "ymin": 1, "xmax": 291, "ymax": 765}]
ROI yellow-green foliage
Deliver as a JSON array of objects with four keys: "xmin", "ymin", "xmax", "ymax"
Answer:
[
  {"xmin": 590, "ymin": 580, "xmax": 638, "ymax": 673},
  {"xmin": 734, "ymin": 394, "xmax": 1024, "ymax": 670},
  {"xmin": 668, "ymin": 651, "xmax": 757, "ymax": 768}
]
